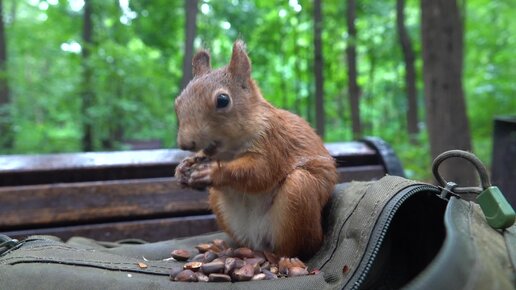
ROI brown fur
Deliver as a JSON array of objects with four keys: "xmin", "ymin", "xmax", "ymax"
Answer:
[{"xmin": 175, "ymin": 40, "xmax": 337, "ymax": 259}]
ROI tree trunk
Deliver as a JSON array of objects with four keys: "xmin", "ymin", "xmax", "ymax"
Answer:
[
  {"xmin": 81, "ymin": 0, "xmax": 94, "ymax": 151},
  {"xmin": 313, "ymin": 0, "xmax": 325, "ymax": 138},
  {"xmin": 102, "ymin": 61, "xmax": 124, "ymax": 150},
  {"xmin": 306, "ymin": 60, "xmax": 313, "ymax": 125},
  {"xmin": 337, "ymin": 91, "xmax": 345, "ymax": 128},
  {"xmin": 9, "ymin": 0, "xmax": 16, "ymax": 23},
  {"xmin": 421, "ymin": 0, "xmax": 472, "ymax": 183},
  {"xmin": 396, "ymin": 0, "xmax": 419, "ymax": 141},
  {"xmin": 0, "ymin": 0, "xmax": 13, "ymax": 149},
  {"xmin": 180, "ymin": 0, "xmax": 198, "ymax": 90},
  {"xmin": 293, "ymin": 39, "xmax": 302, "ymax": 116},
  {"xmin": 346, "ymin": 0, "xmax": 362, "ymax": 139}
]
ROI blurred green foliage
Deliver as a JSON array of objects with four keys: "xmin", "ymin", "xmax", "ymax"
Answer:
[{"xmin": 0, "ymin": 0, "xmax": 514, "ymax": 181}]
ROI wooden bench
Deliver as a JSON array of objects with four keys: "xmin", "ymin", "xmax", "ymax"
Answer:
[{"xmin": 0, "ymin": 137, "xmax": 404, "ymax": 242}]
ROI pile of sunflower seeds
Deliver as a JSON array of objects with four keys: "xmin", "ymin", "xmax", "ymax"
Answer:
[{"xmin": 169, "ymin": 239, "xmax": 319, "ymax": 282}]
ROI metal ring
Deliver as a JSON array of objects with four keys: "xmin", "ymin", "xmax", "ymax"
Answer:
[{"xmin": 431, "ymin": 150, "xmax": 491, "ymax": 191}]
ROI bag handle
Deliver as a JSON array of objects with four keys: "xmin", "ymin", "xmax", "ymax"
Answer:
[
  {"xmin": 431, "ymin": 149, "xmax": 490, "ymax": 194},
  {"xmin": 432, "ymin": 150, "xmax": 515, "ymax": 229}
]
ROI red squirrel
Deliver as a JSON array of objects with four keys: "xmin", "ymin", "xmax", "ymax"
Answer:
[{"xmin": 174, "ymin": 40, "xmax": 337, "ymax": 259}]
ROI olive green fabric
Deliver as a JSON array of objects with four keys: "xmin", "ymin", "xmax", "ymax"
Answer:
[
  {"xmin": 0, "ymin": 175, "xmax": 514, "ymax": 290},
  {"xmin": 405, "ymin": 198, "xmax": 516, "ymax": 290}
]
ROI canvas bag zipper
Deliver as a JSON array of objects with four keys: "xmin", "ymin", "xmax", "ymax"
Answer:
[{"xmin": 345, "ymin": 184, "xmax": 440, "ymax": 290}]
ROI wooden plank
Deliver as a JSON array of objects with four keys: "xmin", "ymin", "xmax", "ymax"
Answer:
[
  {"xmin": 0, "ymin": 165, "xmax": 385, "ymax": 229},
  {"xmin": 0, "ymin": 165, "xmax": 175, "ymax": 186},
  {"xmin": 0, "ymin": 149, "xmax": 189, "ymax": 186},
  {"xmin": 0, "ymin": 149, "xmax": 190, "ymax": 173},
  {"xmin": 0, "ymin": 177, "xmax": 210, "ymax": 228},
  {"xmin": 3, "ymin": 215, "xmax": 219, "ymax": 243},
  {"xmin": 337, "ymin": 165, "xmax": 386, "ymax": 182},
  {"xmin": 0, "ymin": 142, "xmax": 375, "ymax": 172},
  {"xmin": 0, "ymin": 142, "xmax": 380, "ymax": 186}
]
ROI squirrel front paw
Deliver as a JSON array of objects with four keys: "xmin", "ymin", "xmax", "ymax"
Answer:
[
  {"xmin": 188, "ymin": 162, "xmax": 214, "ymax": 189},
  {"xmin": 175, "ymin": 156, "xmax": 197, "ymax": 186},
  {"xmin": 175, "ymin": 153, "xmax": 214, "ymax": 190}
]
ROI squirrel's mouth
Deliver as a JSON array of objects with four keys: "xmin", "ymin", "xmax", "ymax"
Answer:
[
  {"xmin": 202, "ymin": 140, "xmax": 242, "ymax": 161},
  {"xmin": 202, "ymin": 141, "xmax": 220, "ymax": 157}
]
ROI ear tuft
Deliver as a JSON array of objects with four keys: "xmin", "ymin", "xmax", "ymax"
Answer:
[
  {"xmin": 192, "ymin": 50, "xmax": 211, "ymax": 77},
  {"xmin": 228, "ymin": 40, "xmax": 251, "ymax": 82}
]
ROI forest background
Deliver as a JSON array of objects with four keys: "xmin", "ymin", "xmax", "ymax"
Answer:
[{"xmin": 0, "ymin": 0, "xmax": 514, "ymax": 181}]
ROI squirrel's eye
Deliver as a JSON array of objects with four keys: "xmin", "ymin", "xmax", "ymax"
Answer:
[{"xmin": 216, "ymin": 93, "xmax": 230, "ymax": 109}]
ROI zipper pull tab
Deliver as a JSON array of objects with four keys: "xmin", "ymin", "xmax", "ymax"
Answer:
[{"xmin": 477, "ymin": 186, "xmax": 515, "ymax": 229}]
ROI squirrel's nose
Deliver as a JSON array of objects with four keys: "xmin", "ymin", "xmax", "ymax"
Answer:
[{"xmin": 179, "ymin": 141, "xmax": 196, "ymax": 151}]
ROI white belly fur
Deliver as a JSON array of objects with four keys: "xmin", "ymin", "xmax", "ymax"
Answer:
[{"xmin": 217, "ymin": 189, "xmax": 276, "ymax": 251}]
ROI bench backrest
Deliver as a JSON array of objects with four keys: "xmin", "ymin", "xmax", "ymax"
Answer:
[{"xmin": 0, "ymin": 138, "xmax": 403, "ymax": 242}]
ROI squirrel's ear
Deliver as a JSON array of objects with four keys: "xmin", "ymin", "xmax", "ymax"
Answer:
[
  {"xmin": 228, "ymin": 40, "xmax": 251, "ymax": 82},
  {"xmin": 192, "ymin": 50, "xmax": 211, "ymax": 77}
]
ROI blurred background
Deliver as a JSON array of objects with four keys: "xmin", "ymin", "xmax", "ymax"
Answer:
[{"xmin": 0, "ymin": 0, "xmax": 514, "ymax": 181}]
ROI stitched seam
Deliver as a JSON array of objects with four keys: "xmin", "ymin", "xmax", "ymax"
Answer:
[
  {"xmin": 463, "ymin": 202, "xmax": 479, "ymax": 290},
  {"xmin": 318, "ymin": 183, "xmax": 370, "ymax": 270},
  {"xmin": 22, "ymin": 245, "xmax": 96, "ymax": 252},
  {"xmin": 0, "ymin": 255, "xmax": 172, "ymax": 271},
  {"xmin": 351, "ymin": 195, "xmax": 383, "ymax": 265}
]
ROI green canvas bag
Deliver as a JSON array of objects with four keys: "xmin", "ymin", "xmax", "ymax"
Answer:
[{"xmin": 0, "ymin": 151, "xmax": 515, "ymax": 289}]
